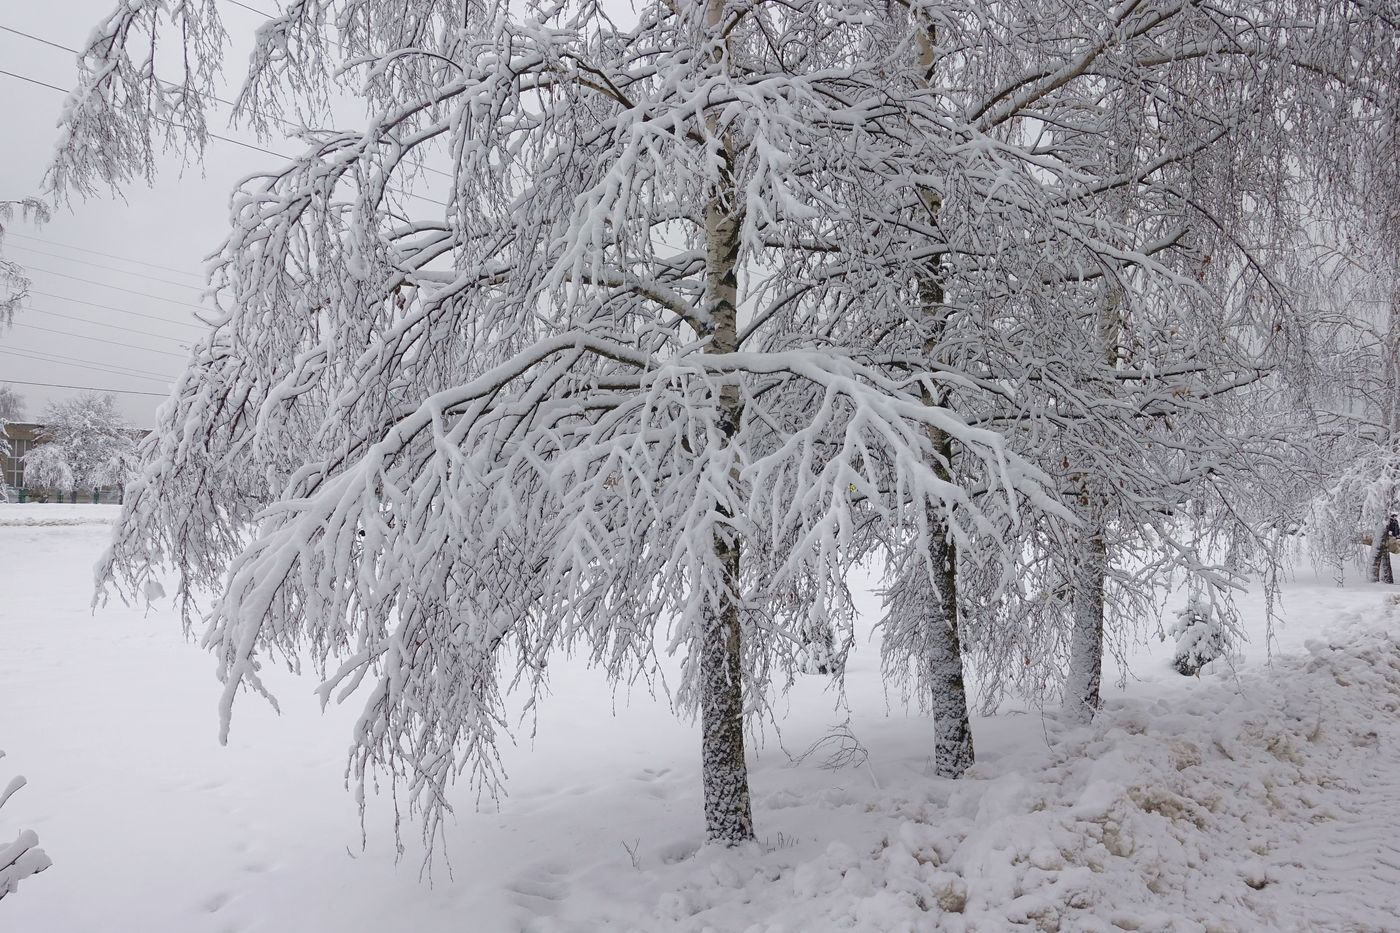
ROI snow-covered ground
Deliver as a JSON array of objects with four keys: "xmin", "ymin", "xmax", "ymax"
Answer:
[
  {"xmin": 3, "ymin": 511, "xmax": 1400, "ymax": 931},
  {"xmin": 0, "ymin": 503, "xmax": 121, "ymax": 526}
]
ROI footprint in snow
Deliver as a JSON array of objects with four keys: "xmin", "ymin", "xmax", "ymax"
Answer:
[
  {"xmin": 201, "ymin": 892, "xmax": 232, "ymax": 913},
  {"xmin": 634, "ymin": 767, "xmax": 674, "ymax": 798},
  {"xmin": 505, "ymin": 862, "xmax": 571, "ymax": 914}
]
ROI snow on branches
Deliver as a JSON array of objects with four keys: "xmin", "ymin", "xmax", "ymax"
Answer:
[
  {"xmin": 23, "ymin": 393, "xmax": 137, "ymax": 495},
  {"xmin": 0, "ymin": 199, "xmax": 49, "ymax": 327},
  {"xmin": 56, "ymin": 0, "xmax": 1400, "ymax": 848},
  {"xmin": 0, "ymin": 751, "xmax": 51, "ymax": 901}
]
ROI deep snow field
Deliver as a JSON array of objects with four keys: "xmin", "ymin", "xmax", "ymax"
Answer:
[{"xmin": 4, "ymin": 504, "xmax": 1400, "ymax": 932}]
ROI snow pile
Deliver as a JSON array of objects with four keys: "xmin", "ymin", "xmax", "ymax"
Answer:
[
  {"xmin": 562, "ymin": 615, "xmax": 1400, "ymax": 932},
  {"xmin": 0, "ymin": 504, "xmax": 120, "ymax": 526}
]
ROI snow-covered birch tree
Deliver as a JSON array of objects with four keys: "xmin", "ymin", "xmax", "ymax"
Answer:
[
  {"xmin": 58, "ymin": 0, "xmax": 1056, "ymax": 846},
  {"xmin": 50, "ymin": 0, "xmax": 1400, "ymax": 852},
  {"xmin": 945, "ymin": 0, "xmax": 1399, "ymax": 721}
]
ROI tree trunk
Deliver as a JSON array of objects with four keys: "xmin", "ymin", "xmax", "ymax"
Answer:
[
  {"xmin": 699, "ymin": 528, "xmax": 753, "ymax": 843},
  {"xmin": 1371, "ymin": 531, "xmax": 1394, "ymax": 585},
  {"xmin": 910, "ymin": 21, "xmax": 975, "ymax": 778},
  {"xmin": 925, "ymin": 502, "xmax": 974, "ymax": 777},
  {"xmin": 914, "ymin": 264, "xmax": 975, "ymax": 775},
  {"xmin": 1061, "ymin": 257, "xmax": 1124, "ymax": 723},
  {"xmin": 1063, "ymin": 523, "xmax": 1106, "ymax": 724},
  {"xmin": 696, "ymin": 73, "xmax": 753, "ymax": 843}
]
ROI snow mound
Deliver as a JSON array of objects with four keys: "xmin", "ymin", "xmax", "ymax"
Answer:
[
  {"xmin": 0, "ymin": 504, "xmax": 120, "ymax": 526},
  {"xmin": 559, "ymin": 615, "xmax": 1400, "ymax": 932}
]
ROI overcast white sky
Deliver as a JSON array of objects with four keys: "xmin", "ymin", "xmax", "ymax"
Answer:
[{"xmin": 0, "ymin": 0, "xmax": 310, "ymax": 428}]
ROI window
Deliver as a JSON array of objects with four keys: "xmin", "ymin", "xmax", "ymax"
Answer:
[{"xmin": 4, "ymin": 437, "xmax": 31, "ymax": 488}]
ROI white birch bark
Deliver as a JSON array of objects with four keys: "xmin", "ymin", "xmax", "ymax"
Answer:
[{"xmin": 696, "ymin": 0, "xmax": 753, "ymax": 844}]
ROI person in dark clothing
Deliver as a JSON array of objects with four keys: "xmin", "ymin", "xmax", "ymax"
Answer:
[{"xmin": 1373, "ymin": 512, "xmax": 1400, "ymax": 584}]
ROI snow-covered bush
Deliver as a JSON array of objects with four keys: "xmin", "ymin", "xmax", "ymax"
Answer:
[
  {"xmin": 1169, "ymin": 595, "xmax": 1231, "ymax": 676},
  {"xmin": 23, "ymin": 393, "xmax": 136, "ymax": 494},
  {"xmin": 0, "ymin": 751, "xmax": 51, "ymax": 900}
]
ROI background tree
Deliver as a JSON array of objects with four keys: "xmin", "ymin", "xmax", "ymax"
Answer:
[
  {"xmin": 942, "ymin": 0, "xmax": 1400, "ymax": 722},
  {"xmin": 23, "ymin": 393, "xmax": 136, "ymax": 494},
  {"xmin": 0, "ymin": 387, "xmax": 22, "ymax": 424}
]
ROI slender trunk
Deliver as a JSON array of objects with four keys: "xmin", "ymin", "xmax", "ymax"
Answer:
[
  {"xmin": 699, "ymin": 524, "xmax": 753, "ymax": 842},
  {"xmin": 909, "ymin": 23, "xmax": 974, "ymax": 779},
  {"xmin": 1063, "ymin": 524, "xmax": 1106, "ymax": 723},
  {"xmin": 696, "ymin": 64, "xmax": 753, "ymax": 842},
  {"xmin": 924, "ymin": 498, "xmax": 974, "ymax": 776},
  {"xmin": 1062, "ymin": 258, "xmax": 1124, "ymax": 722},
  {"xmin": 916, "ymin": 305, "xmax": 974, "ymax": 776},
  {"xmin": 1371, "ymin": 515, "xmax": 1393, "ymax": 584},
  {"xmin": 1372, "ymin": 297, "xmax": 1400, "ymax": 584}
]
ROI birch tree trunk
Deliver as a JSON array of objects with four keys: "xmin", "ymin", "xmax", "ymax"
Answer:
[
  {"xmin": 1062, "ymin": 278, "xmax": 1123, "ymax": 723},
  {"xmin": 1369, "ymin": 296, "xmax": 1400, "ymax": 583},
  {"xmin": 1063, "ymin": 523, "xmax": 1107, "ymax": 724},
  {"xmin": 696, "ymin": 0, "xmax": 753, "ymax": 841},
  {"xmin": 917, "ymin": 282, "xmax": 976, "ymax": 777},
  {"xmin": 911, "ymin": 22, "xmax": 974, "ymax": 778}
]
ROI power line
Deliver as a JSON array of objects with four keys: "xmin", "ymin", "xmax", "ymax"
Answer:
[
  {"xmin": 0, "ymin": 66, "xmax": 64, "ymax": 94},
  {"xmin": 0, "ymin": 23, "xmax": 75, "ymax": 55},
  {"xmin": 0, "ymin": 378, "xmax": 168, "ymax": 398},
  {"xmin": 28, "ymin": 289, "xmax": 206, "ymax": 330},
  {"xmin": 0, "ymin": 346, "xmax": 177, "ymax": 384},
  {"xmin": 24, "ymin": 305, "xmax": 192, "ymax": 343},
  {"xmin": 223, "ymin": 0, "xmax": 276, "ymax": 19},
  {"xmin": 9, "ymin": 321, "xmax": 189, "ymax": 359},
  {"xmin": 23, "ymin": 266, "xmax": 210, "ymax": 312},
  {"xmin": 6, "ymin": 232, "xmax": 203, "ymax": 280},
  {"xmin": 7, "ymin": 243, "xmax": 206, "ymax": 292}
]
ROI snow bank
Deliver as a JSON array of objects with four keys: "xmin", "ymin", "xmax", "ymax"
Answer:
[
  {"xmin": 0, "ymin": 504, "xmax": 120, "ymax": 526},
  {"xmin": 558, "ymin": 614, "xmax": 1400, "ymax": 932}
]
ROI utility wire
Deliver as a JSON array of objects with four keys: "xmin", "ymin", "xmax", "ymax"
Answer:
[
  {"xmin": 0, "ymin": 66, "xmax": 64, "ymax": 94},
  {"xmin": 0, "ymin": 378, "xmax": 167, "ymax": 398},
  {"xmin": 6, "ymin": 231, "xmax": 204, "ymax": 280},
  {"xmin": 7, "ymin": 243, "xmax": 206, "ymax": 292},
  {"xmin": 28, "ymin": 290, "xmax": 206, "ymax": 330},
  {"xmin": 24, "ymin": 305, "xmax": 193, "ymax": 343},
  {"xmin": 0, "ymin": 344, "xmax": 175, "ymax": 381},
  {"xmin": 223, "ymin": 1, "xmax": 278, "ymax": 21},
  {"xmin": 0, "ymin": 23, "xmax": 70, "ymax": 54},
  {"xmin": 23, "ymin": 266, "xmax": 209, "ymax": 312},
  {"xmin": 9, "ymin": 321, "xmax": 189, "ymax": 359},
  {"xmin": 0, "ymin": 346, "xmax": 176, "ymax": 384}
]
